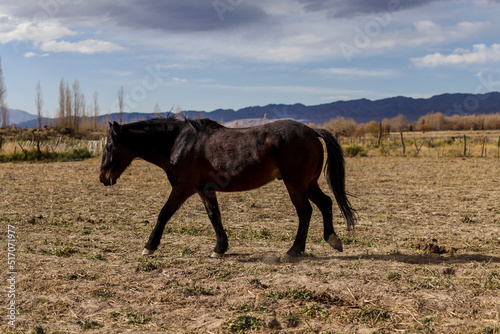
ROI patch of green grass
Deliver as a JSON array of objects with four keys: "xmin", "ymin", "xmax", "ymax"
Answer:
[
  {"xmin": 124, "ymin": 312, "xmax": 149, "ymax": 325},
  {"xmin": 350, "ymin": 305, "xmax": 390, "ymax": 326},
  {"xmin": 59, "ymin": 272, "xmax": 90, "ymax": 280},
  {"xmin": 224, "ymin": 315, "xmax": 264, "ymax": 332},
  {"xmin": 183, "ymin": 285, "xmax": 216, "ymax": 297},
  {"xmin": 265, "ymin": 288, "xmax": 315, "ymax": 302},
  {"xmin": 303, "ymin": 304, "xmax": 328, "ymax": 318},
  {"xmin": 92, "ymin": 289, "xmax": 115, "ymax": 299},
  {"xmin": 109, "ymin": 311, "xmax": 120, "ymax": 318},
  {"xmin": 135, "ymin": 258, "xmax": 161, "ymax": 272},
  {"xmin": 248, "ymin": 278, "xmax": 262, "ymax": 287},
  {"xmin": 32, "ymin": 326, "xmax": 46, "ymax": 334},
  {"xmin": 181, "ymin": 247, "xmax": 193, "ymax": 257},
  {"xmin": 43, "ymin": 246, "xmax": 78, "ymax": 257},
  {"xmin": 88, "ymin": 254, "xmax": 106, "ymax": 261},
  {"xmin": 78, "ymin": 319, "xmax": 101, "ymax": 330},
  {"xmin": 388, "ymin": 272, "xmax": 402, "ymax": 281}
]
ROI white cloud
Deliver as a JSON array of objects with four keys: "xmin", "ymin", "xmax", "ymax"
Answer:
[
  {"xmin": 40, "ymin": 39, "xmax": 125, "ymax": 54},
  {"xmin": 411, "ymin": 44, "xmax": 500, "ymax": 67},
  {"xmin": 313, "ymin": 67, "xmax": 399, "ymax": 78},
  {"xmin": 0, "ymin": 16, "xmax": 124, "ymax": 55},
  {"xmin": 172, "ymin": 77, "xmax": 188, "ymax": 83},
  {"xmin": 23, "ymin": 51, "xmax": 36, "ymax": 58},
  {"xmin": 0, "ymin": 18, "xmax": 75, "ymax": 43}
]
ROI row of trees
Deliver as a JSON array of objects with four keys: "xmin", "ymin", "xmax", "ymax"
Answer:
[
  {"xmin": 0, "ymin": 55, "xmax": 126, "ymax": 130},
  {"xmin": 324, "ymin": 112, "xmax": 500, "ymax": 138},
  {"xmin": 1, "ymin": 57, "xmax": 8, "ymax": 128},
  {"xmin": 415, "ymin": 112, "xmax": 500, "ymax": 132},
  {"xmin": 56, "ymin": 78, "xmax": 101, "ymax": 130}
]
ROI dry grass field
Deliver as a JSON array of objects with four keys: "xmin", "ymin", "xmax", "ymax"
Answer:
[{"xmin": 1, "ymin": 155, "xmax": 499, "ymax": 333}]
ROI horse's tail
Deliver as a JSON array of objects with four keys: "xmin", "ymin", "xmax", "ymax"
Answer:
[{"xmin": 315, "ymin": 129, "xmax": 356, "ymax": 231}]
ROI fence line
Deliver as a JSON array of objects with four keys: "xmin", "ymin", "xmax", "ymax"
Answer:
[{"xmin": 340, "ymin": 133, "xmax": 500, "ymax": 158}]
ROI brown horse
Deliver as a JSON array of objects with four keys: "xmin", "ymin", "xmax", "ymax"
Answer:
[{"xmin": 99, "ymin": 116, "xmax": 355, "ymax": 257}]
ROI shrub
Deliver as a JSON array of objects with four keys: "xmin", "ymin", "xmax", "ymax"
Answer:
[{"xmin": 344, "ymin": 144, "xmax": 367, "ymax": 157}]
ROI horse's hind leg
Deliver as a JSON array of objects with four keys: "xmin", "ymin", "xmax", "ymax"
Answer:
[
  {"xmin": 199, "ymin": 192, "xmax": 228, "ymax": 258},
  {"xmin": 285, "ymin": 182, "xmax": 313, "ymax": 257},
  {"xmin": 307, "ymin": 181, "xmax": 343, "ymax": 252}
]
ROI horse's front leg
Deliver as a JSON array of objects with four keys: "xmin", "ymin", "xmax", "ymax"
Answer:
[
  {"xmin": 199, "ymin": 191, "xmax": 228, "ymax": 258},
  {"xmin": 143, "ymin": 187, "xmax": 193, "ymax": 255}
]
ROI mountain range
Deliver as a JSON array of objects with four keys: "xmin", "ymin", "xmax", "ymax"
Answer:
[{"xmin": 7, "ymin": 92, "xmax": 500, "ymax": 128}]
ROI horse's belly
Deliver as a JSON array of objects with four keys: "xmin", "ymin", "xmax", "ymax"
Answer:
[{"xmin": 210, "ymin": 163, "xmax": 280, "ymax": 192}]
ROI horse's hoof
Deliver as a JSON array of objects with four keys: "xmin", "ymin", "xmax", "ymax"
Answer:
[
  {"xmin": 210, "ymin": 252, "xmax": 224, "ymax": 258},
  {"xmin": 142, "ymin": 248, "xmax": 155, "ymax": 256},
  {"xmin": 327, "ymin": 235, "xmax": 343, "ymax": 252},
  {"xmin": 283, "ymin": 254, "xmax": 302, "ymax": 263}
]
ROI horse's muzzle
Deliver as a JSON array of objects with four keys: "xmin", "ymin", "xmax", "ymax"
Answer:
[{"xmin": 99, "ymin": 172, "xmax": 114, "ymax": 186}]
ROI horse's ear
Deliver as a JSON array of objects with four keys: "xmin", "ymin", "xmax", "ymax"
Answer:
[{"xmin": 111, "ymin": 121, "xmax": 121, "ymax": 136}]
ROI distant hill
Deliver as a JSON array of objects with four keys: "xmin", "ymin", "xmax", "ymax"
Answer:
[
  {"xmin": 1, "ymin": 109, "xmax": 38, "ymax": 127},
  {"xmin": 12, "ymin": 92, "xmax": 500, "ymax": 128}
]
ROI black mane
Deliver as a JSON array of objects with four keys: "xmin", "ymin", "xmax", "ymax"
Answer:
[{"xmin": 122, "ymin": 115, "xmax": 223, "ymax": 134}]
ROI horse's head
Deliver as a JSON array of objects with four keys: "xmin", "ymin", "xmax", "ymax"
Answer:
[{"xmin": 99, "ymin": 121, "xmax": 134, "ymax": 186}]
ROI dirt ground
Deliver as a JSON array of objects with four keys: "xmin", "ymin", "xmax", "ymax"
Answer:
[{"xmin": 1, "ymin": 156, "xmax": 499, "ymax": 333}]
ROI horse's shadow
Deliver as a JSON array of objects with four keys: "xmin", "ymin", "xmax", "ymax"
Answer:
[{"xmin": 229, "ymin": 252, "xmax": 500, "ymax": 265}]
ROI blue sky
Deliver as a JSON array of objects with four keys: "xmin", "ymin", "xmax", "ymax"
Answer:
[{"xmin": 1, "ymin": 0, "xmax": 500, "ymax": 117}]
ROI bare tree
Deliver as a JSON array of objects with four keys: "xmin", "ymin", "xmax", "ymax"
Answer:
[
  {"xmin": 72, "ymin": 80, "xmax": 81, "ymax": 130},
  {"xmin": 389, "ymin": 114, "xmax": 408, "ymax": 132},
  {"xmin": 36, "ymin": 81, "xmax": 43, "ymax": 129},
  {"xmin": 81, "ymin": 93, "xmax": 86, "ymax": 129},
  {"xmin": 323, "ymin": 116, "xmax": 357, "ymax": 138},
  {"xmin": 93, "ymin": 92, "xmax": 99, "ymax": 129},
  {"xmin": 118, "ymin": 86, "xmax": 124, "ymax": 124},
  {"xmin": 0, "ymin": 57, "xmax": 8, "ymax": 129},
  {"xmin": 65, "ymin": 81, "xmax": 72, "ymax": 128},
  {"xmin": 58, "ymin": 78, "xmax": 65, "ymax": 127},
  {"xmin": 1, "ymin": 103, "xmax": 8, "ymax": 129}
]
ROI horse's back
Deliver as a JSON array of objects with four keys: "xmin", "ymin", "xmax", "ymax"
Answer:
[{"xmin": 199, "ymin": 120, "xmax": 323, "ymax": 191}]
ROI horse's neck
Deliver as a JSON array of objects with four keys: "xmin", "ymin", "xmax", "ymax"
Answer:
[{"xmin": 128, "ymin": 126, "xmax": 181, "ymax": 168}]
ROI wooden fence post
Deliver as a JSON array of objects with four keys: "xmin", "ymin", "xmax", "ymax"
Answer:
[
  {"xmin": 481, "ymin": 137, "xmax": 486, "ymax": 157},
  {"xmin": 463, "ymin": 135, "xmax": 467, "ymax": 157},
  {"xmin": 400, "ymin": 132, "xmax": 405, "ymax": 155}
]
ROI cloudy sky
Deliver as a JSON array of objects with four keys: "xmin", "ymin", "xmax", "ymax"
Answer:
[{"xmin": 0, "ymin": 0, "xmax": 499, "ymax": 117}]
